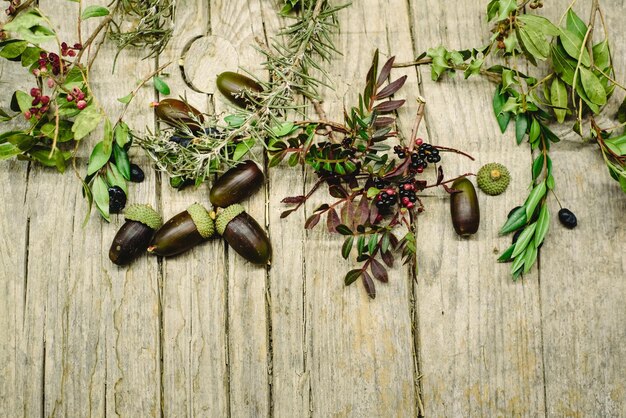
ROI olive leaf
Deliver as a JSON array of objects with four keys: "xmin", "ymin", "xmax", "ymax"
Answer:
[
  {"xmin": 113, "ymin": 142, "xmax": 131, "ymax": 180},
  {"xmin": 87, "ymin": 141, "xmax": 112, "ymax": 175},
  {"xmin": 565, "ymin": 9, "xmax": 588, "ymax": 41},
  {"xmin": 559, "ymin": 28, "xmax": 591, "ymax": 67},
  {"xmin": 91, "ymin": 175, "xmax": 110, "ymax": 222},
  {"xmin": 524, "ymin": 180, "xmax": 546, "ymax": 219},
  {"xmin": 515, "ymin": 113, "xmax": 528, "ymax": 144},
  {"xmin": 72, "ymin": 105, "xmax": 103, "ymax": 140},
  {"xmin": 511, "ymin": 222, "xmax": 537, "ymax": 258},
  {"xmin": 550, "ymin": 77, "xmax": 568, "ymax": 123},
  {"xmin": 579, "ymin": 67, "xmax": 607, "ymax": 106},
  {"xmin": 106, "ymin": 163, "xmax": 128, "ymax": 195},
  {"xmin": 342, "ymin": 236, "xmax": 354, "ymax": 260},
  {"xmin": 153, "ymin": 76, "xmax": 170, "ymax": 95},
  {"xmin": 500, "ymin": 205, "xmax": 527, "ymax": 234},
  {"xmin": 81, "ymin": 5, "xmax": 110, "ymax": 20},
  {"xmin": 534, "ymin": 204, "xmax": 550, "ymax": 246}
]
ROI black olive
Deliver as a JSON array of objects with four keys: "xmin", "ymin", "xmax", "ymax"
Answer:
[
  {"xmin": 558, "ymin": 208, "xmax": 577, "ymax": 229},
  {"xmin": 108, "ymin": 186, "xmax": 127, "ymax": 213},
  {"xmin": 129, "ymin": 164, "xmax": 145, "ymax": 182}
]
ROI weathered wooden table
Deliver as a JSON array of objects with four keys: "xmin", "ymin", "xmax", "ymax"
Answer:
[{"xmin": 1, "ymin": 0, "xmax": 625, "ymax": 416}]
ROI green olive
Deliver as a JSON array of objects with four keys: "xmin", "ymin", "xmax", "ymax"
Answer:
[
  {"xmin": 154, "ymin": 98, "xmax": 204, "ymax": 132},
  {"xmin": 210, "ymin": 160, "xmax": 264, "ymax": 208},
  {"xmin": 450, "ymin": 177, "xmax": 480, "ymax": 236},
  {"xmin": 216, "ymin": 72, "xmax": 263, "ymax": 109}
]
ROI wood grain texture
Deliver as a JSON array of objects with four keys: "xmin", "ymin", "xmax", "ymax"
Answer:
[{"xmin": 409, "ymin": 0, "xmax": 546, "ymax": 416}]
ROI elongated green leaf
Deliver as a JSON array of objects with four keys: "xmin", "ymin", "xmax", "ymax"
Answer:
[
  {"xmin": 153, "ymin": 76, "xmax": 170, "ymax": 95},
  {"xmin": 344, "ymin": 269, "xmax": 362, "ymax": 286},
  {"xmin": 498, "ymin": 243, "xmax": 516, "ymax": 262},
  {"xmin": 511, "ymin": 251, "xmax": 526, "ymax": 278},
  {"xmin": 0, "ymin": 142, "xmax": 22, "ymax": 160},
  {"xmin": 106, "ymin": 163, "xmax": 127, "ymax": 195},
  {"xmin": 515, "ymin": 113, "xmax": 528, "ymax": 145},
  {"xmin": 0, "ymin": 40, "xmax": 28, "ymax": 59},
  {"xmin": 529, "ymin": 117, "xmax": 540, "ymax": 143},
  {"xmin": 113, "ymin": 142, "xmax": 130, "ymax": 180},
  {"xmin": 342, "ymin": 236, "xmax": 354, "ymax": 259},
  {"xmin": 532, "ymin": 154, "xmax": 544, "ymax": 180},
  {"xmin": 525, "ymin": 181, "xmax": 547, "ymax": 219},
  {"xmin": 497, "ymin": 0, "xmax": 516, "ymax": 20},
  {"xmin": 550, "ymin": 77, "xmax": 568, "ymax": 123},
  {"xmin": 566, "ymin": 9, "xmax": 588, "ymax": 41},
  {"xmin": 512, "ymin": 222, "xmax": 537, "ymax": 258},
  {"xmin": 72, "ymin": 105, "xmax": 103, "ymax": 140},
  {"xmin": 534, "ymin": 204, "xmax": 550, "ymax": 246},
  {"xmin": 559, "ymin": 28, "xmax": 591, "ymax": 67},
  {"xmin": 518, "ymin": 14, "xmax": 559, "ymax": 36},
  {"xmin": 92, "ymin": 175, "xmax": 110, "ymax": 221},
  {"xmin": 518, "ymin": 27, "xmax": 549, "ymax": 61},
  {"xmin": 579, "ymin": 67, "xmax": 607, "ymax": 106},
  {"xmin": 523, "ymin": 241, "xmax": 538, "ymax": 273},
  {"xmin": 592, "ymin": 40, "xmax": 611, "ymax": 70},
  {"xmin": 500, "ymin": 205, "xmax": 527, "ymax": 235},
  {"xmin": 81, "ymin": 5, "xmax": 109, "ymax": 20},
  {"xmin": 493, "ymin": 85, "xmax": 510, "ymax": 132},
  {"xmin": 551, "ymin": 44, "xmax": 577, "ymax": 85},
  {"xmin": 335, "ymin": 224, "xmax": 352, "ymax": 235},
  {"xmin": 87, "ymin": 141, "xmax": 112, "ymax": 175}
]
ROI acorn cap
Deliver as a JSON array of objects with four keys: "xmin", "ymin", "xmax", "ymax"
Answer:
[
  {"xmin": 216, "ymin": 204, "xmax": 245, "ymax": 235},
  {"xmin": 477, "ymin": 162, "xmax": 511, "ymax": 196},
  {"xmin": 124, "ymin": 204, "xmax": 163, "ymax": 230},
  {"xmin": 186, "ymin": 203, "xmax": 215, "ymax": 239}
]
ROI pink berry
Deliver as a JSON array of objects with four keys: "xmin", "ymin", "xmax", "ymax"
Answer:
[
  {"xmin": 73, "ymin": 43, "xmax": 82, "ymax": 50},
  {"xmin": 40, "ymin": 96, "xmax": 50, "ymax": 105},
  {"xmin": 24, "ymin": 110, "xmax": 32, "ymax": 119},
  {"xmin": 76, "ymin": 100, "xmax": 87, "ymax": 110},
  {"xmin": 403, "ymin": 184, "xmax": 412, "ymax": 191},
  {"xmin": 417, "ymin": 167, "xmax": 424, "ymax": 173},
  {"xmin": 47, "ymin": 78, "xmax": 55, "ymax": 88},
  {"xmin": 402, "ymin": 197, "xmax": 410, "ymax": 205},
  {"xmin": 386, "ymin": 188, "xmax": 395, "ymax": 195},
  {"xmin": 31, "ymin": 96, "xmax": 41, "ymax": 106},
  {"xmin": 68, "ymin": 50, "xmax": 76, "ymax": 57},
  {"xmin": 415, "ymin": 138, "xmax": 423, "ymax": 146},
  {"xmin": 30, "ymin": 88, "xmax": 41, "ymax": 97},
  {"xmin": 406, "ymin": 202, "xmax": 414, "ymax": 209},
  {"xmin": 66, "ymin": 94, "xmax": 74, "ymax": 102}
]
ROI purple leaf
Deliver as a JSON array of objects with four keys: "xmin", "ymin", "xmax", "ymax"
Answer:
[
  {"xmin": 358, "ymin": 195, "xmax": 370, "ymax": 225},
  {"xmin": 304, "ymin": 213, "xmax": 321, "ymax": 229},
  {"xmin": 381, "ymin": 250, "xmax": 394, "ymax": 268},
  {"xmin": 341, "ymin": 199, "xmax": 354, "ymax": 227},
  {"xmin": 328, "ymin": 184, "xmax": 348, "ymax": 198},
  {"xmin": 437, "ymin": 166, "xmax": 444, "ymax": 185},
  {"xmin": 362, "ymin": 271, "xmax": 376, "ymax": 299},
  {"xmin": 344, "ymin": 269, "xmax": 362, "ymax": 286},
  {"xmin": 373, "ymin": 116, "xmax": 396, "ymax": 127},
  {"xmin": 376, "ymin": 56, "xmax": 396, "ymax": 88},
  {"xmin": 375, "ymin": 75, "xmax": 407, "ymax": 100},
  {"xmin": 281, "ymin": 195, "xmax": 306, "ymax": 204},
  {"xmin": 326, "ymin": 208, "xmax": 340, "ymax": 233},
  {"xmin": 373, "ymin": 99, "xmax": 405, "ymax": 113},
  {"xmin": 370, "ymin": 259, "xmax": 389, "ymax": 283},
  {"xmin": 280, "ymin": 209, "xmax": 297, "ymax": 218},
  {"xmin": 369, "ymin": 204, "xmax": 379, "ymax": 224}
]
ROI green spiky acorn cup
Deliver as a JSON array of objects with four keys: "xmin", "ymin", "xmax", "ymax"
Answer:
[
  {"xmin": 216, "ymin": 204, "xmax": 271, "ymax": 265},
  {"xmin": 477, "ymin": 163, "xmax": 511, "ymax": 196},
  {"xmin": 148, "ymin": 203, "xmax": 215, "ymax": 257},
  {"xmin": 110, "ymin": 204, "xmax": 163, "ymax": 265}
]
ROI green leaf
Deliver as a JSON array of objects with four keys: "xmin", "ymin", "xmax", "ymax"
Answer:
[
  {"xmin": 28, "ymin": 147, "xmax": 68, "ymax": 172},
  {"xmin": 81, "ymin": 5, "xmax": 110, "ymax": 20},
  {"xmin": 87, "ymin": 141, "xmax": 112, "ymax": 175},
  {"xmin": 3, "ymin": 11, "xmax": 56, "ymax": 44},
  {"xmin": 269, "ymin": 122, "xmax": 295, "ymax": 137},
  {"xmin": 592, "ymin": 40, "xmax": 611, "ymax": 70},
  {"xmin": 524, "ymin": 180, "xmax": 547, "ymax": 219},
  {"xmin": 91, "ymin": 175, "xmax": 110, "ymax": 222},
  {"xmin": 0, "ymin": 142, "xmax": 23, "ymax": 160},
  {"xmin": 20, "ymin": 46, "xmax": 42, "ymax": 67},
  {"xmin": 342, "ymin": 236, "xmax": 354, "ymax": 259},
  {"xmin": 233, "ymin": 138, "xmax": 255, "ymax": 161},
  {"xmin": 619, "ymin": 97, "xmax": 626, "ymax": 124},
  {"xmin": 113, "ymin": 142, "xmax": 130, "ymax": 180},
  {"xmin": 559, "ymin": 28, "xmax": 591, "ymax": 67},
  {"xmin": 102, "ymin": 118, "xmax": 113, "ymax": 155},
  {"xmin": 579, "ymin": 67, "xmax": 607, "ymax": 106},
  {"xmin": 368, "ymin": 234, "xmax": 378, "ymax": 255},
  {"xmin": 366, "ymin": 187, "xmax": 380, "ymax": 199},
  {"xmin": 532, "ymin": 154, "xmax": 544, "ymax": 180},
  {"xmin": 550, "ymin": 77, "xmax": 568, "ymax": 123},
  {"xmin": 463, "ymin": 58, "xmax": 484, "ymax": 79},
  {"xmin": 497, "ymin": 0, "xmax": 516, "ymax": 20},
  {"xmin": 529, "ymin": 117, "xmax": 540, "ymax": 143},
  {"xmin": 517, "ymin": 14, "xmax": 559, "ymax": 36},
  {"xmin": 534, "ymin": 204, "xmax": 550, "ymax": 246},
  {"xmin": 574, "ymin": 81, "xmax": 600, "ymax": 114},
  {"xmin": 565, "ymin": 9, "xmax": 588, "ymax": 41},
  {"xmin": 511, "ymin": 251, "xmax": 526, "ymax": 279},
  {"xmin": 0, "ymin": 40, "xmax": 28, "ymax": 59},
  {"xmin": 515, "ymin": 113, "xmax": 528, "ymax": 145},
  {"xmin": 335, "ymin": 224, "xmax": 352, "ymax": 235},
  {"xmin": 344, "ymin": 269, "xmax": 362, "ymax": 286},
  {"xmin": 517, "ymin": 27, "xmax": 549, "ymax": 61},
  {"xmin": 63, "ymin": 66, "xmax": 86, "ymax": 89},
  {"xmin": 604, "ymin": 134, "xmax": 626, "ymax": 156},
  {"xmin": 487, "ymin": 0, "xmax": 499, "ymax": 21},
  {"xmin": 551, "ymin": 44, "xmax": 577, "ymax": 85},
  {"xmin": 523, "ymin": 241, "xmax": 538, "ymax": 273},
  {"xmin": 72, "ymin": 105, "xmax": 103, "ymax": 140},
  {"xmin": 224, "ymin": 114, "xmax": 246, "ymax": 127},
  {"xmin": 497, "ymin": 243, "xmax": 516, "ymax": 262},
  {"xmin": 40, "ymin": 120, "xmax": 74, "ymax": 143},
  {"xmin": 106, "ymin": 163, "xmax": 128, "ymax": 195},
  {"xmin": 153, "ymin": 76, "xmax": 170, "ymax": 95},
  {"xmin": 493, "ymin": 85, "xmax": 510, "ymax": 133},
  {"xmin": 14, "ymin": 90, "xmax": 32, "ymax": 114},
  {"xmin": 512, "ymin": 222, "xmax": 537, "ymax": 258},
  {"xmin": 117, "ymin": 93, "xmax": 133, "ymax": 104},
  {"xmin": 500, "ymin": 206, "xmax": 527, "ymax": 235},
  {"xmin": 500, "ymin": 96, "xmax": 520, "ymax": 114},
  {"xmin": 114, "ymin": 122, "xmax": 131, "ymax": 149}
]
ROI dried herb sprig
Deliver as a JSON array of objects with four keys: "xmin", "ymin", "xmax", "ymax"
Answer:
[
  {"xmin": 272, "ymin": 51, "xmax": 473, "ymax": 298},
  {"xmin": 136, "ymin": 0, "xmax": 348, "ymax": 184},
  {"xmin": 396, "ymin": 0, "xmax": 626, "ymax": 279}
]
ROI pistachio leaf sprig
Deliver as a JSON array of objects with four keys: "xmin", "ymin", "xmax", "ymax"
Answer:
[
  {"xmin": 272, "ymin": 51, "xmax": 474, "ymax": 298},
  {"xmin": 394, "ymin": 0, "xmax": 626, "ymax": 279},
  {"xmin": 135, "ymin": 0, "xmax": 348, "ymax": 185}
]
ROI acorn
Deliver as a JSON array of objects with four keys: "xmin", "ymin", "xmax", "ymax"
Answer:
[
  {"xmin": 210, "ymin": 160, "xmax": 264, "ymax": 208},
  {"xmin": 216, "ymin": 204, "xmax": 271, "ymax": 265},
  {"xmin": 109, "ymin": 204, "xmax": 163, "ymax": 266},
  {"xmin": 154, "ymin": 99, "xmax": 204, "ymax": 132},
  {"xmin": 450, "ymin": 177, "xmax": 480, "ymax": 237},
  {"xmin": 476, "ymin": 162, "xmax": 511, "ymax": 196},
  {"xmin": 216, "ymin": 72, "xmax": 263, "ymax": 109},
  {"xmin": 148, "ymin": 203, "xmax": 215, "ymax": 257}
]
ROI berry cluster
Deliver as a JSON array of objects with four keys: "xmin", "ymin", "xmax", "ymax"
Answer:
[
  {"xmin": 398, "ymin": 180, "xmax": 418, "ymax": 209},
  {"xmin": 375, "ymin": 188, "xmax": 397, "ymax": 210},
  {"xmin": 34, "ymin": 51, "xmax": 63, "ymax": 76},
  {"xmin": 372, "ymin": 177, "xmax": 420, "ymax": 212},
  {"xmin": 394, "ymin": 139, "xmax": 442, "ymax": 173},
  {"xmin": 60, "ymin": 42, "xmax": 82, "ymax": 58},
  {"xmin": 66, "ymin": 87, "xmax": 87, "ymax": 110},
  {"xmin": 24, "ymin": 88, "xmax": 50, "ymax": 120}
]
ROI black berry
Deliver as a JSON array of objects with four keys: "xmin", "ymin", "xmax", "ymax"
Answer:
[
  {"xmin": 170, "ymin": 134, "xmax": 192, "ymax": 147},
  {"xmin": 129, "ymin": 164, "xmax": 145, "ymax": 183},
  {"xmin": 108, "ymin": 186, "xmax": 127, "ymax": 213},
  {"xmin": 558, "ymin": 208, "xmax": 577, "ymax": 229}
]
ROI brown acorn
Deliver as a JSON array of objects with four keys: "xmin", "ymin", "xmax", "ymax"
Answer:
[
  {"xmin": 110, "ymin": 204, "xmax": 163, "ymax": 266},
  {"xmin": 210, "ymin": 160, "xmax": 264, "ymax": 208},
  {"xmin": 154, "ymin": 98, "xmax": 204, "ymax": 132},
  {"xmin": 216, "ymin": 204, "xmax": 271, "ymax": 265},
  {"xmin": 148, "ymin": 203, "xmax": 215, "ymax": 257},
  {"xmin": 216, "ymin": 72, "xmax": 263, "ymax": 109},
  {"xmin": 450, "ymin": 177, "xmax": 480, "ymax": 236}
]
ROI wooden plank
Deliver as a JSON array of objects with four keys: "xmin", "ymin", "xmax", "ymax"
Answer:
[
  {"xmin": 408, "ymin": 0, "xmax": 546, "ymax": 416},
  {"xmin": 537, "ymin": 1, "xmax": 626, "ymax": 416},
  {"xmin": 155, "ymin": 1, "xmax": 231, "ymax": 417},
  {"xmin": 302, "ymin": 1, "xmax": 418, "ymax": 416},
  {"xmin": 208, "ymin": 1, "xmax": 272, "ymax": 416},
  {"xmin": 0, "ymin": 56, "xmax": 29, "ymax": 417}
]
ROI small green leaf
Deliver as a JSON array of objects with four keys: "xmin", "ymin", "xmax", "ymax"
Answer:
[
  {"xmin": 497, "ymin": 243, "xmax": 516, "ymax": 262},
  {"xmin": 14, "ymin": 90, "xmax": 32, "ymax": 114},
  {"xmin": 517, "ymin": 14, "xmax": 559, "ymax": 36},
  {"xmin": 233, "ymin": 138, "xmax": 255, "ymax": 161},
  {"xmin": 92, "ymin": 175, "xmax": 110, "ymax": 221},
  {"xmin": 523, "ymin": 241, "xmax": 538, "ymax": 273},
  {"xmin": 565, "ymin": 9, "xmax": 588, "ymax": 41},
  {"xmin": 113, "ymin": 142, "xmax": 130, "ymax": 180},
  {"xmin": 512, "ymin": 222, "xmax": 537, "ymax": 258},
  {"xmin": 532, "ymin": 154, "xmax": 544, "ymax": 180},
  {"xmin": 114, "ymin": 122, "xmax": 131, "ymax": 149},
  {"xmin": 224, "ymin": 115, "xmax": 246, "ymax": 127},
  {"xmin": 579, "ymin": 67, "xmax": 607, "ymax": 106},
  {"xmin": 497, "ymin": 0, "xmax": 516, "ymax": 20},
  {"xmin": 342, "ymin": 236, "xmax": 354, "ymax": 260},
  {"xmin": 87, "ymin": 141, "xmax": 112, "ymax": 175},
  {"xmin": 72, "ymin": 105, "xmax": 103, "ymax": 140},
  {"xmin": 534, "ymin": 204, "xmax": 550, "ymax": 246},
  {"xmin": 269, "ymin": 122, "xmax": 295, "ymax": 137},
  {"xmin": 335, "ymin": 224, "xmax": 352, "ymax": 235},
  {"xmin": 524, "ymin": 180, "xmax": 547, "ymax": 219},
  {"xmin": 117, "ymin": 93, "xmax": 133, "ymax": 104},
  {"xmin": 368, "ymin": 234, "xmax": 378, "ymax": 255},
  {"xmin": 559, "ymin": 28, "xmax": 591, "ymax": 67},
  {"xmin": 493, "ymin": 84, "xmax": 510, "ymax": 133},
  {"xmin": 515, "ymin": 113, "xmax": 528, "ymax": 145},
  {"xmin": 500, "ymin": 206, "xmax": 527, "ymax": 235},
  {"xmin": 366, "ymin": 187, "xmax": 380, "ymax": 199},
  {"xmin": 550, "ymin": 77, "xmax": 568, "ymax": 123},
  {"xmin": 529, "ymin": 118, "xmax": 540, "ymax": 143},
  {"xmin": 107, "ymin": 163, "xmax": 128, "ymax": 195},
  {"xmin": 81, "ymin": 5, "xmax": 110, "ymax": 20},
  {"xmin": 592, "ymin": 40, "xmax": 611, "ymax": 70},
  {"xmin": 344, "ymin": 269, "xmax": 361, "ymax": 287},
  {"xmin": 0, "ymin": 40, "xmax": 28, "ymax": 59},
  {"xmin": 153, "ymin": 76, "xmax": 170, "ymax": 95}
]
